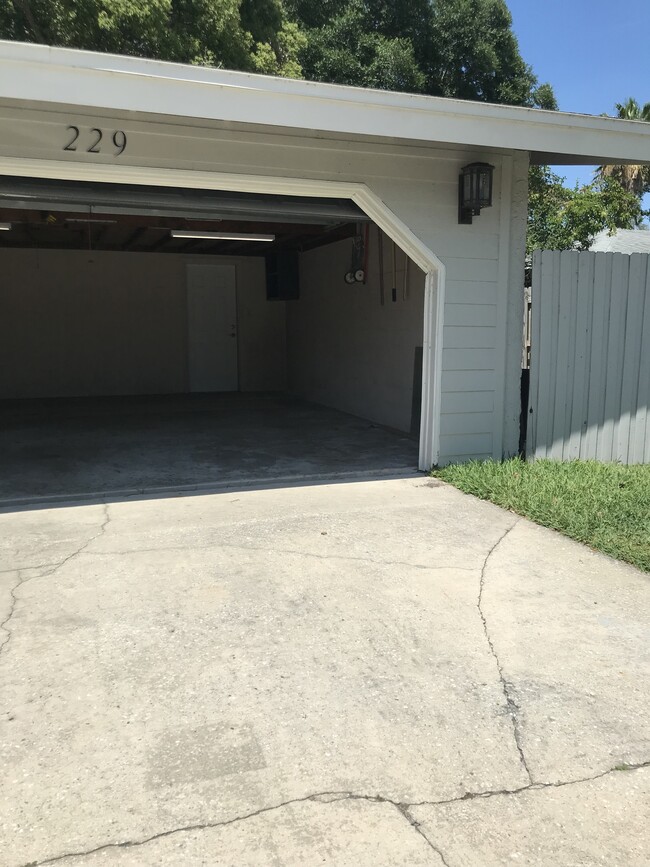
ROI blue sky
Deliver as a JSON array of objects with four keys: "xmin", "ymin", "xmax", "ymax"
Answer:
[{"xmin": 506, "ymin": 0, "xmax": 650, "ymax": 192}]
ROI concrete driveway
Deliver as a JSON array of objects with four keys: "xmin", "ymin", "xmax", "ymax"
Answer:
[{"xmin": 1, "ymin": 477, "xmax": 648, "ymax": 866}]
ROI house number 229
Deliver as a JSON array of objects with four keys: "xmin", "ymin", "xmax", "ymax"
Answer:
[{"xmin": 63, "ymin": 126, "xmax": 128, "ymax": 156}]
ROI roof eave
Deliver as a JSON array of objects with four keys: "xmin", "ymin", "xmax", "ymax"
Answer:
[{"xmin": 1, "ymin": 41, "xmax": 649, "ymax": 166}]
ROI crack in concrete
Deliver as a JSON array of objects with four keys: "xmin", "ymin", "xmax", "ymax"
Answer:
[
  {"xmin": 19, "ymin": 760, "xmax": 650, "ymax": 867},
  {"xmin": 37, "ymin": 504, "xmax": 112, "ymax": 580},
  {"xmin": 0, "ymin": 505, "xmax": 110, "ymax": 661},
  {"xmin": 410, "ymin": 781, "xmax": 531, "ymax": 807},
  {"xmin": 21, "ymin": 791, "xmax": 447, "ymax": 867},
  {"xmin": 0, "ymin": 569, "xmax": 26, "ymax": 657},
  {"xmin": 75, "ymin": 540, "xmax": 479, "ymax": 574},
  {"xmin": 394, "ymin": 803, "xmax": 452, "ymax": 866},
  {"xmin": 476, "ymin": 519, "xmax": 533, "ymax": 784},
  {"xmin": 409, "ymin": 758, "xmax": 650, "ymax": 809},
  {"xmin": 0, "ymin": 564, "xmax": 62, "ymax": 575}
]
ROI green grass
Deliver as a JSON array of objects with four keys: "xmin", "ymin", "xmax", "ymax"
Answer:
[{"xmin": 432, "ymin": 458, "xmax": 650, "ymax": 573}]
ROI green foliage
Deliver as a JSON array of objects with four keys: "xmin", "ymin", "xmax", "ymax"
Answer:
[
  {"xmin": 287, "ymin": 0, "xmax": 554, "ymax": 104},
  {"xmin": 287, "ymin": 0, "xmax": 428, "ymax": 92},
  {"xmin": 530, "ymin": 82, "xmax": 558, "ymax": 111},
  {"xmin": 433, "ymin": 458, "xmax": 650, "ymax": 572},
  {"xmin": 612, "ymin": 97, "xmax": 650, "ymax": 122},
  {"xmin": 0, "ymin": 0, "xmax": 305, "ymax": 76},
  {"xmin": 527, "ymin": 166, "xmax": 646, "ymax": 253},
  {"xmin": 250, "ymin": 20, "xmax": 307, "ymax": 76},
  {"xmin": 425, "ymin": 0, "xmax": 535, "ymax": 104}
]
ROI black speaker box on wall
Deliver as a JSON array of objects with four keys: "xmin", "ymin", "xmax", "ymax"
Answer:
[{"xmin": 266, "ymin": 251, "xmax": 300, "ymax": 300}]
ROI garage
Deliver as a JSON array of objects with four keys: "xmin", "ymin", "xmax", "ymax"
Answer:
[
  {"xmin": 0, "ymin": 177, "xmax": 425, "ymax": 501},
  {"xmin": 1, "ymin": 43, "xmax": 648, "ymax": 503}
]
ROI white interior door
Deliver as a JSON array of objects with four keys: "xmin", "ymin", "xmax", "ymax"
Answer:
[{"xmin": 186, "ymin": 264, "xmax": 238, "ymax": 392}]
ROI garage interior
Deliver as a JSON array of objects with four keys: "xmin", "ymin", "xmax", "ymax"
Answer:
[{"xmin": 0, "ymin": 177, "xmax": 425, "ymax": 502}]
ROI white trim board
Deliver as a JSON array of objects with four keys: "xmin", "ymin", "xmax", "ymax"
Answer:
[
  {"xmin": 0, "ymin": 156, "xmax": 445, "ymax": 470},
  {"xmin": 493, "ymin": 155, "xmax": 513, "ymax": 459},
  {"xmin": 1, "ymin": 41, "xmax": 649, "ymax": 165}
]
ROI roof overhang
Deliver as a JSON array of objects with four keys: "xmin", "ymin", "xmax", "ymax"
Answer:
[{"xmin": 1, "ymin": 41, "xmax": 649, "ymax": 167}]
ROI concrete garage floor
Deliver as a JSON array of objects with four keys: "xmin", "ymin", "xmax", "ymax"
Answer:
[
  {"xmin": 1, "ymin": 478, "xmax": 649, "ymax": 866},
  {"xmin": 0, "ymin": 394, "xmax": 418, "ymax": 505}
]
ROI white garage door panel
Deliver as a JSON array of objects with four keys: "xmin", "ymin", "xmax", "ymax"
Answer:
[{"xmin": 187, "ymin": 264, "xmax": 238, "ymax": 392}]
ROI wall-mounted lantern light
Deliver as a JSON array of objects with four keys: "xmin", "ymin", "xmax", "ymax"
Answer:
[{"xmin": 458, "ymin": 162, "xmax": 494, "ymax": 224}]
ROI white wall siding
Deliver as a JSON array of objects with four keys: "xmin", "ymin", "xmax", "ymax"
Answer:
[
  {"xmin": 445, "ymin": 280, "xmax": 499, "ymax": 305},
  {"xmin": 442, "ymin": 392, "xmax": 495, "ymax": 414},
  {"xmin": 444, "ymin": 304, "xmax": 498, "ymax": 327},
  {"xmin": 437, "ymin": 153, "xmax": 528, "ymax": 464},
  {"xmin": 528, "ymin": 249, "xmax": 650, "ymax": 464},
  {"xmin": 441, "ymin": 370, "xmax": 495, "ymax": 392},
  {"xmin": 443, "ymin": 326, "xmax": 496, "ymax": 348},
  {"xmin": 439, "ymin": 433, "xmax": 492, "ymax": 457},
  {"xmin": 442, "ymin": 349, "xmax": 497, "ymax": 370}
]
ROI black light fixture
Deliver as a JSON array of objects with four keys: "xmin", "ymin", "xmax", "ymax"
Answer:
[{"xmin": 459, "ymin": 162, "xmax": 494, "ymax": 224}]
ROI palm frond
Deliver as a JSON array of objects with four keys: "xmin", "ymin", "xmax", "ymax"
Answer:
[
  {"xmin": 598, "ymin": 164, "xmax": 647, "ymax": 196},
  {"xmin": 596, "ymin": 99, "xmax": 650, "ymax": 196}
]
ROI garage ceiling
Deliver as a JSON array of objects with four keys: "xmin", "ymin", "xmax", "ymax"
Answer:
[{"xmin": 0, "ymin": 177, "xmax": 367, "ymax": 256}]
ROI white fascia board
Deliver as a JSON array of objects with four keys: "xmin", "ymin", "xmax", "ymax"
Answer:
[{"xmin": 1, "ymin": 41, "xmax": 650, "ymax": 165}]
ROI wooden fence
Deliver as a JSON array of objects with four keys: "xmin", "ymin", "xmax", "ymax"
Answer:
[{"xmin": 527, "ymin": 249, "xmax": 650, "ymax": 464}]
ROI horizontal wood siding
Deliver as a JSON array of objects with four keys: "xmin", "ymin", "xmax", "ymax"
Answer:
[
  {"xmin": 439, "ymin": 279, "xmax": 498, "ymax": 461},
  {"xmin": 444, "ymin": 304, "xmax": 498, "ymax": 326},
  {"xmin": 439, "ymin": 432, "xmax": 492, "ymax": 457},
  {"xmin": 441, "ymin": 370, "xmax": 496, "ymax": 392},
  {"xmin": 438, "ymin": 196, "xmax": 503, "ymax": 455}
]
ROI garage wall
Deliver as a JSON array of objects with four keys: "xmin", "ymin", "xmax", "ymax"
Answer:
[
  {"xmin": 234, "ymin": 257, "xmax": 286, "ymax": 393},
  {"xmin": 288, "ymin": 228, "xmax": 425, "ymax": 433},
  {"xmin": 0, "ymin": 249, "xmax": 284, "ymax": 398}
]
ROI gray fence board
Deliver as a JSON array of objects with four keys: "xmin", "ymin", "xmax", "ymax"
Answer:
[
  {"xmin": 528, "ymin": 249, "xmax": 650, "ymax": 464},
  {"xmin": 631, "ymin": 261, "xmax": 650, "ymax": 463},
  {"xmin": 588, "ymin": 254, "xmax": 610, "ymax": 460}
]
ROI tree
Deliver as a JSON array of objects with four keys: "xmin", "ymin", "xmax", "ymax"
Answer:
[
  {"xmin": 285, "ymin": 0, "xmax": 429, "ymax": 92},
  {"xmin": 527, "ymin": 166, "xmax": 646, "ymax": 253},
  {"xmin": 425, "ymin": 0, "xmax": 535, "ymax": 104},
  {"xmin": 596, "ymin": 99, "xmax": 650, "ymax": 197},
  {"xmin": 530, "ymin": 82, "xmax": 558, "ymax": 111},
  {"xmin": 0, "ymin": 0, "xmax": 306, "ymax": 77},
  {"xmin": 287, "ymin": 0, "xmax": 554, "ymax": 106}
]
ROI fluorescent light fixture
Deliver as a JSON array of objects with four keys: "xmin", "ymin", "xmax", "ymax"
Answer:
[
  {"xmin": 66, "ymin": 218, "xmax": 117, "ymax": 224},
  {"xmin": 170, "ymin": 230, "xmax": 275, "ymax": 242},
  {"xmin": 0, "ymin": 222, "xmax": 11, "ymax": 231}
]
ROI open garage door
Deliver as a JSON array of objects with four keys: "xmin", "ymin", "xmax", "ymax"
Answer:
[{"xmin": 0, "ymin": 177, "xmax": 427, "ymax": 504}]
